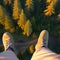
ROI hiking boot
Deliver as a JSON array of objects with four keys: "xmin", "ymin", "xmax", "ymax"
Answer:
[
  {"xmin": 35, "ymin": 30, "xmax": 49, "ymax": 50},
  {"xmin": 2, "ymin": 32, "xmax": 14, "ymax": 51}
]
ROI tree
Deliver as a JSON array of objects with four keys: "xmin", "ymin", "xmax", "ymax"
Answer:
[
  {"xmin": 25, "ymin": 0, "xmax": 33, "ymax": 10},
  {"xmin": 23, "ymin": 20, "xmax": 32, "ymax": 37},
  {"xmin": 29, "ymin": 44, "xmax": 35, "ymax": 54},
  {"xmin": 30, "ymin": 17, "xmax": 37, "ymax": 32},
  {"xmin": 18, "ymin": 9, "xmax": 26, "ymax": 30},
  {"xmin": 44, "ymin": 0, "xmax": 57, "ymax": 16},
  {"xmin": 46, "ymin": 0, "xmax": 52, "ymax": 3},
  {"xmin": 0, "ymin": 5, "xmax": 5, "ymax": 25},
  {"xmin": 4, "ymin": 15, "xmax": 15, "ymax": 33},
  {"xmin": 13, "ymin": 0, "xmax": 21, "ymax": 20},
  {"xmin": 3, "ymin": 0, "xmax": 12, "ymax": 5},
  {"xmin": 57, "ymin": 13, "xmax": 60, "ymax": 19}
]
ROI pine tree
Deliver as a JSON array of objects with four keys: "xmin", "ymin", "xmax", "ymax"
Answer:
[
  {"xmin": 23, "ymin": 20, "xmax": 32, "ymax": 37},
  {"xmin": 44, "ymin": 0, "xmax": 57, "ymax": 16},
  {"xmin": 57, "ymin": 13, "xmax": 60, "ymax": 19},
  {"xmin": 13, "ymin": 0, "xmax": 21, "ymax": 20},
  {"xmin": 0, "ymin": 5, "xmax": 5, "ymax": 25},
  {"xmin": 46, "ymin": 0, "xmax": 52, "ymax": 3},
  {"xmin": 18, "ymin": 9, "xmax": 26, "ymax": 30},
  {"xmin": 29, "ymin": 45, "xmax": 35, "ymax": 54},
  {"xmin": 4, "ymin": 15, "xmax": 15, "ymax": 33},
  {"xmin": 0, "ymin": 5, "xmax": 15, "ymax": 33},
  {"xmin": 3, "ymin": 0, "xmax": 12, "ymax": 5},
  {"xmin": 3, "ymin": 0, "xmax": 8, "ymax": 4},
  {"xmin": 8, "ymin": 0, "xmax": 12, "ymax": 4},
  {"xmin": 25, "ymin": 0, "xmax": 33, "ymax": 10}
]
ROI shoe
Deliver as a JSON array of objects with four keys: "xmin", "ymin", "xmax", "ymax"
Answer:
[
  {"xmin": 2, "ymin": 32, "xmax": 14, "ymax": 51},
  {"xmin": 35, "ymin": 30, "xmax": 49, "ymax": 50}
]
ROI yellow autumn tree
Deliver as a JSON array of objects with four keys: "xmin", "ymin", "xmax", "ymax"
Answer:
[
  {"xmin": 0, "ymin": 5, "xmax": 5, "ymax": 25},
  {"xmin": 13, "ymin": 0, "xmax": 21, "ymax": 20},
  {"xmin": 18, "ymin": 9, "xmax": 26, "ymax": 30},
  {"xmin": 44, "ymin": 0, "xmax": 57, "ymax": 16},
  {"xmin": 4, "ymin": 15, "xmax": 15, "ymax": 33},
  {"xmin": 57, "ymin": 13, "xmax": 60, "ymax": 19},
  {"xmin": 46, "ymin": 0, "xmax": 52, "ymax": 3},
  {"xmin": 23, "ymin": 20, "xmax": 32, "ymax": 37},
  {"xmin": 3, "ymin": 0, "xmax": 12, "ymax": 4},
  {"xmin": 25, "ymin": 0, "xmax": 33, "ymax": 10},
  {"xmin": 29, "ymin": 45, "xmax": 35, "ymax": 54},
  {"xmin": 8, "ymin": 0, "xmax": 12, "ymax": 4}
]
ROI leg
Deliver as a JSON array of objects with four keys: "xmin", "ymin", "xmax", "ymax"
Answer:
[
  {"xmin": 0, "ymin": 32, "xmax": 19, "ymax": 60},
  {"xmin": 35, "ymin": 30, "xmax": 49, "ymax": 50},
  {"xmin": 31, "ymin": 30, "xmax": 60, "ymax": 60}
]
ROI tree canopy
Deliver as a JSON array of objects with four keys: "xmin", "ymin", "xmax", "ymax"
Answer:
[{"xmin": 0, "ymin": 0, "xmax": 60, "ymax": 37}]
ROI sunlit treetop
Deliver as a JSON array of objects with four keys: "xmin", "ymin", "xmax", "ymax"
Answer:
[
  {"xmin": 18, "ymin": 9, "xmax": 26, "ymax": 30},
  {"xmin": 25, "ymin": 0, "xmax": 33, "ymax": 10},
  {"xmin": 57, "ymin": 13, "xmax": 60, "ymax": 19},
  {"xmin": 46, "ymin": 0, "xmax": 51, "ymax": 3},
  {"xmin": 44, "ymin": 0, "xmax": 57, "ymax": 16},
  {"xmin": 0, "ymin": 5, "xmax": 6, "ymax": 25},
  {"xmin": 46, "ymin": 0, "xmax": 57, "ymax": 4},
  {"xmin": 5, "ymin": 15, "xmax": 15, "ymax": 33},
  {"xmin": 13, "ymin": 0, "xmax": 21, "ymax": 20},
  {"xmin": 0, "ymin": 5, "xmax": 6, "ymax": 18},
  {"xmin": 3, "ymin": 0, "xmax": 12, "ymax": 5},
  {"xmin": 23, "ymin": 20, "xmax": 32, "ymax": 37}
]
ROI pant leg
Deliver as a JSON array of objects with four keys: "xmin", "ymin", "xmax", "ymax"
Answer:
[
  {"xmin": 31, "ymin": 47, "xmax": 60, "ymax": 60},
  {"xmin": 0, "ymin": 50, "xmax": 19, "ymax": 60}
]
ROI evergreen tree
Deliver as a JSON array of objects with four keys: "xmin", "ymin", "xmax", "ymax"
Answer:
[
  {"xmin": 3, "ymin": 0, "xmax": 12, "ymax": 5},
  {"xmin": 46, "ymin": 0, "xmax": 52, "ymax": 3},
  {"xmin": 31, "ymin": 17, "xmax": 36, "ymax": 32},
  {"xmin": 25, "ymin": 0, "xmax": 33, "ymax": 10},
  {"xmin": 0, "ymin": 5, "xmax": 5, "ymax": 25},
  {"xmin": 4, "ymin": 15, "xmax": 15, "ymax": 33},
  {"xmin": 29, "ymin": 44, "xmax": 35, "ymax": 54},
  {"xmin": 23, "ymin": 20, "xmax": 32, "ymax": 37},
  {"xmin": 13, "ymin": 0, "xmax": 21, "ymax": 20},
  {"xmin": 44, "ymin": 0, "xmax": 57, "ymax": 16},
  {"xmin": 3, "ymin": 0, "xmax": 8, "ymax": 4},
  {"xmin": 18, "ymin": 9, "xmax": 26, "ymax": 30},
  {"xmin": 0, "ymin": 5, "xmax": 15, "ymax": 33},
  {"xmin": 8, "ymin": 0, "xmax": 12, "ymax": 4},
  {"xmin": 57, "ymin": 13, "xmax": 60, "ymax": 19}
]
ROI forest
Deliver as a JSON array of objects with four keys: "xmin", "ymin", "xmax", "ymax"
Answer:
[{"xmin": 0, "ymin": 0, "xmax": 60, "ymax": 60}]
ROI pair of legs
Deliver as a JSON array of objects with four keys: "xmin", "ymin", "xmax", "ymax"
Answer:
[{"xmin": 0, "ymin": 30, "xmax": 60, "ymax": 60}]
